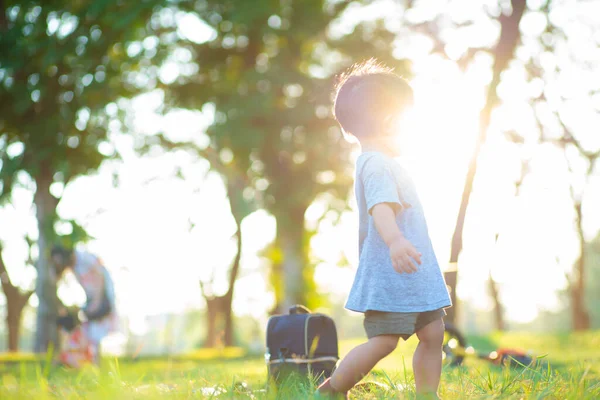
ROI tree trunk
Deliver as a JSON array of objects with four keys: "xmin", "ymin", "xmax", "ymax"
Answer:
[
  {"xmin": 572, "ymin": 202, "xmax": 590, "ymax": 331},
  {"xmin": 33, "ymin": 173, "xmax": 59, "ymax": 353},
  {"xmin": 204, "ymin": 297, "xmax": 220, "ymax": 347},
  {"xmin": 222, "ymin": 225, "xmax": 241, "ymax": 347},
  {"xmin": 446, "ymin": 0, "xmax": 526, "ymax": 324},
  {"xmin": 223, "ymin": 301, "xmax": 234, "ymax": 347},
  {"xmin": 6, "ymin": 291, "xmax": 33, "ymax": 352},
  {"xmin": 488, "ymin": 270, "xmax": 505, "ymax": 331},
  {"xmin": 203, "ymin": 295, "xmax": 236, "ymax": 348},
  {"xmin": 1, "ymin": 244, "xmax": 34, "ymax": 351},
  {"xmin": 201, "ymin": 222, "xmax": 242, "ymax": 347},
  {"xmin": 487, "ymin": 234, "xmax": 506, "ymax": 331},
  {"xmin": 571, "ymin": 283, "xmax": 589, "ymax": 331},
  {"xmin": 7, "ymin": 309, "xmax": 21, "ymax": 352},
  {"xmin": 272, "ymin": 207, "xmax": 307, "ymax": 313}
]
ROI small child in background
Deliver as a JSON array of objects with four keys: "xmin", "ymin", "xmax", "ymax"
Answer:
[
  {"xmin": 318, "ymin": 60, "xmax": 452, "ymax": 398},
  {"xmin": 52, "ymin": 246, "xmax": 118, "ymax": 366},
  {"xmin": 57, "ymin": 308, "xmax": 94, "ymax": 368}
]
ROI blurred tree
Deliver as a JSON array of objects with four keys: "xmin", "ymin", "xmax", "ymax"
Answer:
[
  {"xmin": 487, "ymin": 157, "xmax": 529, "ymax": 331},
  {"xmin": 384, "ymin": 0, "xmax": 528, "ymax": 324},
  {"xmin": 436, "ymin": 0, "xmax": 598, "ymax": 332},
  {"xmin": 157, "ymin": 0, "xmax": 408, "ymax": 312},
  {"xmin": 0, "ymin": 0, "xmax": 162, "ymax": 351},
  {"xmin": 447, "ymin": 0, "xmax": 527, "ymax": 324},
  {"xmin": 546, "ymin": 125, "xmax": 599, "ymax": 330},
  {"xmin": 197, "ymin": 148, "xmax": 254, "ymax": 347},
  {"xmin": 454, "ymin": 0, "xmax": 600, "ymax": 331},
  {"xmin": 522, "ymin": 0, "xmax": 600, "ymax": 331},
  {"xmin": 0, "ymin": 240, "xmax": 33, "ymax": 351},
  {"xmin": 585, "ymin": 234, "xmax": 600, "ymax": 329}
]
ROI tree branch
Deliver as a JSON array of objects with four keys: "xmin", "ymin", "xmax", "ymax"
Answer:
[
  {"xmin": 0, "ymin": 241, "xmax": 35, "ymax": 304},
  {"xmin": 199, "ymin": 280, "xmax": 210, "ymax": 301},
  {"xmin": 0, "ymin": 242, "xmax": 16, "ymax": 291},
  {"xmin": 18, "ymin": 290, "xmax": 34, "ymax": 309},
  {"xmin": 556, "ymin": 114, "xmax": 600, "ymax": 162}
]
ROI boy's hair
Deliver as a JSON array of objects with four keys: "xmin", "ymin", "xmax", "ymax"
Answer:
[{"xmin": 333, "ymin": 59, "xmax": 413, "ymax": 139}]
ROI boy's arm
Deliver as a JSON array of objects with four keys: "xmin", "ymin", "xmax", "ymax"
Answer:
[
  {"xmin": 361, "ymin": 155, "xmax": 421, "ymax": 273},
  {"xmin": 371, "ymin": 203, "xmax": 421, "ymax": 273}
]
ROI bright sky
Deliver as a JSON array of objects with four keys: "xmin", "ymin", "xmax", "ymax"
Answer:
[{"xmin": 1, "ymin": 1, "xmax": 599, "ymax": 341}]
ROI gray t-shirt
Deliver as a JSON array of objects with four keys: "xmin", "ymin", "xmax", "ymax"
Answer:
[{"xmin": 345, "ymin": 151, "xmax": 452, "ymax": 313}]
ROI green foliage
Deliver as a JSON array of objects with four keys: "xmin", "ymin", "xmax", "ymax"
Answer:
[
  {"xmin": 0, "ymin": 0, "xmax": 167, "ymax": 258},
  {"xmin": 54, "ymin": 219, "xmax": 92, "ymax": 248},
  {"xmin": 156, "ymin": 0, "xmax": 410, "ymax": 306},
  {"xmin": 0, "ymin": 0, "xmax": 163, "ymax": 196},
  {"xmin": 0, "ymin": 0, "xmax": 167, "ymax": 351},
  {"xmin": 165, "ymin": 1, "xmax": 354, "ymax": 212}
]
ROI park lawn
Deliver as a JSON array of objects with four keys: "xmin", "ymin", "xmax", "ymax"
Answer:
[{"xmin": 1, "ymin": 332, "xmax": 599, "ymax": 399}]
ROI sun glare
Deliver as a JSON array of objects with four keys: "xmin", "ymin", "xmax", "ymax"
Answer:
[{"xmin": 374, "ymin": 61, "xmax": 566, "ymax": 326}]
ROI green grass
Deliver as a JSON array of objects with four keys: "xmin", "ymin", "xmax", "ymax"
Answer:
[{"xmin": 1, "ymin": 332, "xmax": 599, "ymax": 399}]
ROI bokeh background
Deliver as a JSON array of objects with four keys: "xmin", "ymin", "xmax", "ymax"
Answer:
[{"xmin": 1, "ymin": 0, "xmax": 599, "ymax": 356}]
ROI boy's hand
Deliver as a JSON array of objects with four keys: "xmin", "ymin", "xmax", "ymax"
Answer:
[
  {"xmin": 370, "ymin": 203, "xmax": 421, "ymax": 273},
  {"xmin": 389, "ymin": 236, "xmax": 422, "ymax": 274}
]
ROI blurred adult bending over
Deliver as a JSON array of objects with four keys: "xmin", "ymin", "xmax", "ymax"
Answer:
[{"xmin": 51, "ymin": 246, "xmax": 117, "ymax": 364}]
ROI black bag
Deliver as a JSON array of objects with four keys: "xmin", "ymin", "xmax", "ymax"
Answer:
[{"xmin": 266, "ymin": 305, "xmax": 338, "ymax": 385}]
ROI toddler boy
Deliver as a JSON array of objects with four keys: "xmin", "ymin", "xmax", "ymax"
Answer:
[{"xmin": 318, "ymin": 60, "xmax": 452, "ymax": 398}]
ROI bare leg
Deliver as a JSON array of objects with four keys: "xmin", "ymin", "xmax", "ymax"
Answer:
[
  {"xmin": 413, "ymin": 318, "xmax": 444, "ymax": 397},
  {"xmin": 318, "ymin": 335, "xmax": 400, "ymax": 395}
]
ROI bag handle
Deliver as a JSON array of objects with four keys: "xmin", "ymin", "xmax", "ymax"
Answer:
[{"xmin": 289, "ymin": 304, "xmax": 311, "ymax": 315}]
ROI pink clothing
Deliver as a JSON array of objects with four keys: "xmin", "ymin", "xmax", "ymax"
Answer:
[{"xmin": 59, "ymin": 326, "xmax": 94, "ymax": 368}]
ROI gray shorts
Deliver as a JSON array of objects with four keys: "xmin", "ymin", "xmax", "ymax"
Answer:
[{"xmin": 364, "ymin": 308, "xmax": 446, "ymax": 340}]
